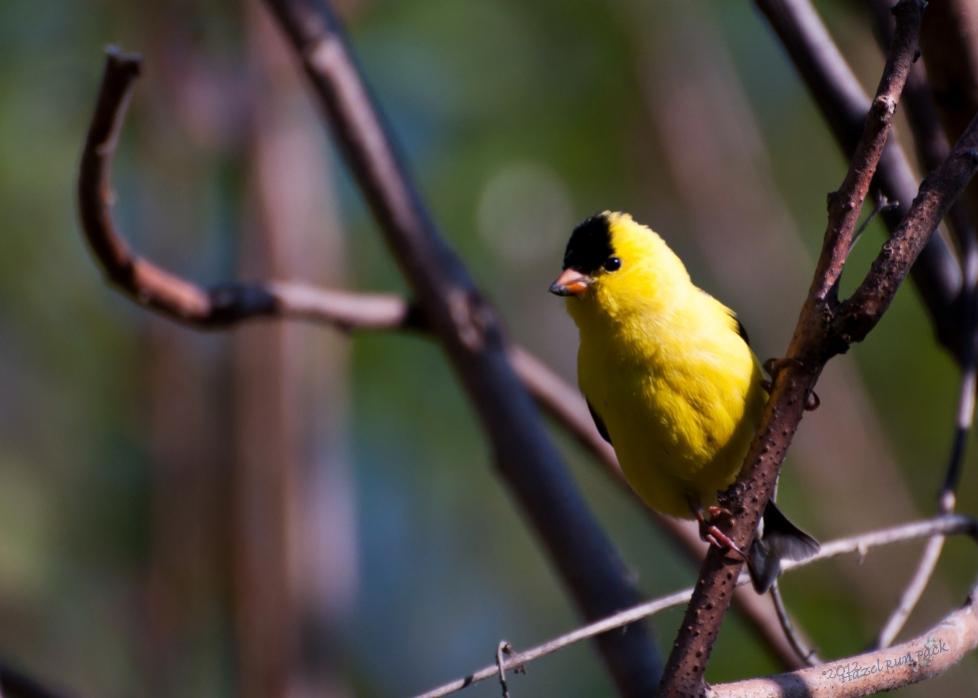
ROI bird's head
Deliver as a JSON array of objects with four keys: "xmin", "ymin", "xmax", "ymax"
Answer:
[{"xmin": 549, "ymin": 211, "xmax": 689, "ymax": 326}]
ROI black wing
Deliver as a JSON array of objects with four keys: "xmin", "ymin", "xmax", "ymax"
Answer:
[
  {"xmin": 587, "ymin": 400, "xmax": 612, "ymax": 445},
  {"xmin": 727, "ymin": 309, "xmax": 750, "ymax": 347},
  {"xmin": 736, "ymin": 318, "xmax": 750, "ymax": 346}
]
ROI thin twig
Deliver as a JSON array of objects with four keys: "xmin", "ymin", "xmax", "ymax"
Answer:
[
  {"xmin": 414, "ymin": 514, "xmax": 978, "ymax": 698},
  {"xmin": 876, "ymin": 238, "xmax": 978, "ymax": 647},
  {"xmin": 495, "ymin": 642, "xmax": 512, "ymax": 698},
  {"xmin": 769, "ymin": 582, "xmax": 820, "ymax": 666},
  {"xmin": 877, "ymin": 534, "xmax": 947, "ymax": 649},
  {"xmin": 78, "ymin": 51, "xmax": 415, "ymax": 332},
  {"xmin": 850, "ymin": 195, "xmax": 898, "ymax": 252}
]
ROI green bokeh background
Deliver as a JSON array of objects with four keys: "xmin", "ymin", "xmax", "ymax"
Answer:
[{"xmin": 0, "ymin": 1, "xmax": 975, "ymax": 696}]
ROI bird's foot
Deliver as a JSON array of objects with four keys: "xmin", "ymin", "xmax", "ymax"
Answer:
[
  {"xmin": 695, "ymin": 504, "xmax": 748, "ymax": 561},
  {"xmin": 761, "ymin": 357, "xmax": 799, "ymax": 391},
  {"xmin": 761, "ymin": 357, "xmax": 821, "ymax": 410}
]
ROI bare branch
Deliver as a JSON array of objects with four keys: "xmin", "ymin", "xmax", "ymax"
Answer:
[
  {"xmin": 259, "ymin": 5, "xmax": 667, "ymax": 689},
  {"xmin": 837, "ymin": 115, "xmax": 978, "ymax": 340},
  {"xmin": 659, "ymin": 3, "xmax": 978, "ymax": 693},
  {"xmin": 877, "ymin": 534, "xmax": 947, "ymax": 649},
  {"xmin": 414, "ymin": 515, "xmax": 978, "ymax": 698},
  {"xmin": 82, "ymin": 19, "xmax": 665, "ymax": 696},
  {"xmin": 806, "ymin": 3, "xmax": 921, "ymax": 302},
  {"xmin": 866, "ymin": 0, "xmax": 976, "ymax": 257},
  {"xmin": 78, "ymin": 50, "xmax": 413, "ymax": 333},
  {"xmin": 867, "ymin": 0, "xmax": 978, "ymax": 649},
  {"xmin": 876, "ymin": 242, "xmax": 978, "ymax": 647},
  {"xmin": 716, "ymin": 585, "xmax": 978, "ymax": 697},
  {"xmin": 757, "ymin": 0, "xmax": 964, "ymax": 359},
  {"xmin": 769, "ymin": 582, "xmax": 820, "ymax": 666},
  {"xmin": 920, "ymin": 0, "xmax": 978, "ymax": 224}
]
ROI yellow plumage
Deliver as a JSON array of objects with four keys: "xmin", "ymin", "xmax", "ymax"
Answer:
[
  {"xmin": 551, "ymin": 211, "xmax": 815, "ymax": 591},
  {"xmin": 563, "ymin": 211, "xmax": 764, "ymax": 517}
]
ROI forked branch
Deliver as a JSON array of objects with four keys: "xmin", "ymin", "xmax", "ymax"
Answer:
[{"xmin": 660, "ymin": 2, "xmax": 978, "ymax": 693}]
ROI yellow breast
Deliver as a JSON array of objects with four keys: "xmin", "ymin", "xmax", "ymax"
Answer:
[{"xmin": 578, "ymin": 291, "xmax": 765, "ymax": 518}]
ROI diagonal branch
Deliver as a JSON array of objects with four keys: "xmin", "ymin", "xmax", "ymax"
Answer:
[
  {"xmin": 80, "ymin": 36, "xmax": 664, "ymax": 697},
  {"xmin": 715, "ymin": 581, "xmax": 978, "ymax": 697},
  {"xmin": 866, "ymin": 0, "xmax": 976, "ymax": 256},
  {"xmin": 768, "ymin": 582, "xmax": 820, "ymax": 666},
  {"xmin": 659, "ymin": 2, "xmax": 978, "ymax": 693},
  {"xmin": 836, "ymin": 120, "xmax": 978, "ymax": 338},
  {"xmin": 757, "ymin": 0, "xmax": 965, "ymax": 359},
  {"xmin": 259, "ymin": 6, "xmax": 664, "ymax": 690}
]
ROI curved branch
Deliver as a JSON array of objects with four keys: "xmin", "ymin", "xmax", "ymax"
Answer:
[
  {"xmin": 81, "ymin": 33, "xmax": 664, "ymax": 696},
  {"xmin": 78, "ymin": 50, "xmax": 418, "ymax": 333}
]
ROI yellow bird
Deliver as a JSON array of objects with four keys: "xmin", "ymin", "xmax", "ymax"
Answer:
[{"xmin": 550, "ymin": 211, "xmax": 817, "ymax": 592}]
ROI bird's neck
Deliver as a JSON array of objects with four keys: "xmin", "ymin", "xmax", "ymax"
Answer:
[{"xmin": 569, "ymin": 268, "xmax": 696, "ymax": 360}]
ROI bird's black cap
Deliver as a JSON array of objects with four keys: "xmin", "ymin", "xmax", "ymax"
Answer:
[{"xmin": 563, "ymin": 213, "xmax": 614, "ymax": 274}]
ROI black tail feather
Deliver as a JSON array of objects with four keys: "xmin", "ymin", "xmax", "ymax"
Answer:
[{"xmin": 747, "ymin": 500, "xmax": 820, "ymax": 593}]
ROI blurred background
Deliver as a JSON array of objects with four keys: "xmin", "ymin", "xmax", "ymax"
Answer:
[{"xmin": 1, "ymin": 0, "xmax": 976, "ymax": 695}]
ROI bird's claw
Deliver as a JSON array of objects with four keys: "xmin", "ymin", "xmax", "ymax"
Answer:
[
  {"xmin": 695, "ymin": 505, "xmax": 748, "ymax": 561},
  {"xmin": 763, "ymin": 357, "xmax": 821, "ymax": 410},
  {"xmin": 804, "ymin": 390, "xmax": 821, "ymax": 411}
]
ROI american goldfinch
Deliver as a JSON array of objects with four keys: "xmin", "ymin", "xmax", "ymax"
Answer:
[{"xmin": 550, "ymin": 211, "xmax": 818, "ymax": 592}]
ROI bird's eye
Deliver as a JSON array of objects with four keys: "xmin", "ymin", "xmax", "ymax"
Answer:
[{"xmin": 603, "ymin": 257, "xmax": 621, "ymax": 272}]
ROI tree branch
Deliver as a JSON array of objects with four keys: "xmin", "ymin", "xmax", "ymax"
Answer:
[
  {"xmin": 78, "ymin": 51, "xmax": 417, "ymax": 333},
  {"xmin": 82, "ymin": 27, "xmax": 664, "ymax": 696},
  {"xmin": 920, "ymin": 0, "xmax": 978, "ymax": 224},
  {"xmin": 756, "ymin": 0, "xmax": 964, "ymax": 359},
  {"xmin": 659, "ymin": 3, "xmax": 978, "ymax": 693},
  {"xmin": 866, "ymin": 0, "xmax": 976, "ymax": 258},
  {"xmin": 876, "ymin": 243, "xmax": 978, "ymax": 648},
  {"xmin": 259, "ymin": 7, "xmax": 665, "ymax": 690},
  {"xmin": 769, "ymin": 582, "xmax": 820, "ymax": 666},
  {"xmin": 716, "ymin": 583, "xmax": 978, "ymax": 697},
  {"xmin": 836, "ymin": 118, "xmax": 978, "ymax": 339},
  {"xmin": 414, "ymin": 514, "xmax": 978, "ymax": 698}
]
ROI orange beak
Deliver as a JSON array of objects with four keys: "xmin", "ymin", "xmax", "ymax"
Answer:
[{"xmin": 549, "ymin": 268, "xmax": 592, "ymax": 297}]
